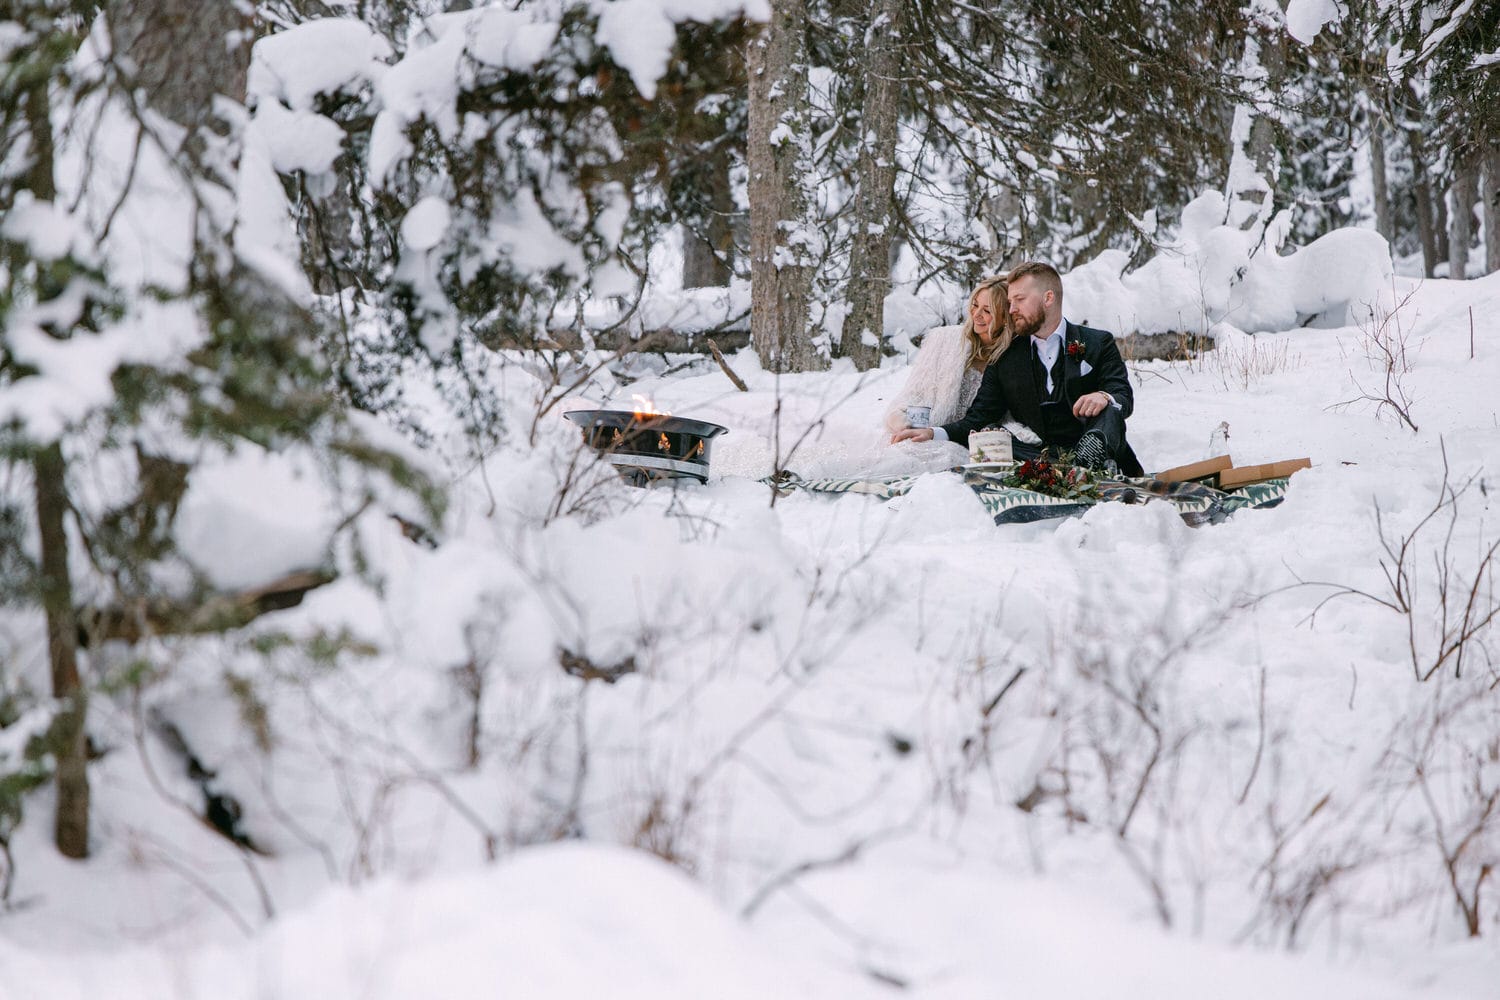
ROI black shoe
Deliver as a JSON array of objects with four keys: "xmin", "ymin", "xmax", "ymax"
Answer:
[{"xmin": 1073, "ymin": 432, "xmax": 1108, "ymax": 471}]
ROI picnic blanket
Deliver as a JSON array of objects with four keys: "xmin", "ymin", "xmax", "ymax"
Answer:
[{"xmin": 768, "ymin": 467, "xmax": 1290, "ymax": 526}]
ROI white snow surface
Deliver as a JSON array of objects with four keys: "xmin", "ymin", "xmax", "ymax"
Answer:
[
  {"xmin": 1064, "ymin": 190, "xmax": 1393, "ymax": 337},
  {"xmin": 0, "ymin": 842, "xmax": 1480, "ymax": 1000},
  {"xmin": 592, "ymin": 0, "xmax": 772, "ymax": 98},
  {"xmin": 1284, "ymin": 0, "xmax": 1341, "ymax": 44},
  {"xmin": 5, "ymin": 259, "xmax": 1500, "ymax": 999},
  {"xmin": 171, "ymin": 444, "xmax": 347, "ymax": 591},
  {"xmin": 364, "ymin": 7, "xmax": 560, "ymax": 183},
  {"xmin": 246, "ymin": 17, "xmax": 393, "ymax": 111}
]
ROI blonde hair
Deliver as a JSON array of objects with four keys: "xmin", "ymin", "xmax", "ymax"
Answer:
[{"xmin": 960, "ymin": 275, "xmax": 1013, "ymax": 369}]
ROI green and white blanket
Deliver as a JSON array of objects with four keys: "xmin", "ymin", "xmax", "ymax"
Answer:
[{"xmin": 768, "ymin": 467, "xmax": 1291, "ymax": 526}]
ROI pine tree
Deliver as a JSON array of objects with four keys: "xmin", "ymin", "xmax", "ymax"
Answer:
[
  {"xmin": 1, "ymin": 0, "xmax": 434, "ymax": 861},
  {"xmin": 1385, "ymin": 0, "xmax": 1500, "ymax": 275}
]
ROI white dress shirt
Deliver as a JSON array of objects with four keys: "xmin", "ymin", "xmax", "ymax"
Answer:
[{"xmin": 1033, "ymin": 323, "xmax": 1065, "ymax": 395}]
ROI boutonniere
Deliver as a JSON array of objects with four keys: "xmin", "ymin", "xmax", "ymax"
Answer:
[{"xmin": 1066, "ymin": 340, "xmax": 1086, "ymax": 360}]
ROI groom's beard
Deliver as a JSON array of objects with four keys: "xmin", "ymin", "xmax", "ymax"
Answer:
[{"xmin": 1011, "ymin": 307, "xmax": 1044, "ymax": 338}]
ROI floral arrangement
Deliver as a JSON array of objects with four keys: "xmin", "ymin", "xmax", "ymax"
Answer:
[
  {"xmin": 1066, "ymin": 340, "xmax": 1086, "ymax": 359},
  {"xmin": 1003, "ymin": 457, "xmax": 1097, "ymax": 499}
]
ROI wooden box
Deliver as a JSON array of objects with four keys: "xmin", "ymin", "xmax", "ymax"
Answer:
[
  {"xmin": 1217, "ymin": 458, "xmax": 1311, "ymax": 488},
  {"xmin": 1154, "ymin": 455, "xmax": 1233, "ymax": 484}
]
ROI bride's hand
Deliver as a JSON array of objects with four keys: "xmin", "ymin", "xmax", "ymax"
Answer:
[{"xmin": 892, "ymin": 427, "xmax": 935, "ymax": 444}]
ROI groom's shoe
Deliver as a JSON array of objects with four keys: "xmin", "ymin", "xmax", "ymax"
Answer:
[{"xmin": 1073, "ymin": 432, "xmax": 1109, "ymax": 471}]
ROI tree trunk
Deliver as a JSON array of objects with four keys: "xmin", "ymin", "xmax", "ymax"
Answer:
[
  {"xmin": 682, "ymin": 224, "xmax": 731, "ymax": 288},
  {"xmin": 747, "ymin": 0, "xmax": 825, "ymax": 373},
  {"xmin": 1369, "ymin": 120, "xmax": 1393, "ymax": 244},
  {"xmin": 1408, "ymin": 126, "xmax": 1439, "ymax": 278},
  {"xmin": 35, "ymin": 445, "xmax": 90, "ymax": 860},
  {"xmin": 1449, "ymin": 155, "xmax": 1477, "ymax": 280},
  {"xmin": 1485, "ymin": 145, "xmax": 1500, "ymax": 274},
  {"xmin": 22, "ymin": 66, "xmax": 90, "ymax": 861},
  {"xmin": 1226, "ymin": 8, "xmax": 1285, "ymax": 236},
  {"xmin": 1434, "ymin": 177, "xmax": 1450, "ymax": 267},
  {"xmin": 108, "ymin": 0, "xmax": 251, "ymax": 135},
  {"xmin": 681, "ymin": 146, "xmax": 733, "ymax": 289},
  {"xmin": 1243, "ymin": 33, "xmax": 1283, "ymax": 223},
  {"xmin": 837, "ymin": 0, "xmax": 904, "ymax": 371}
]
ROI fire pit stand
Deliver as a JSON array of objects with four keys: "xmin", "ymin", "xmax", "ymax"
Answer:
[{"xmin": 564, "ymin": 409, "xmax": 729, "ymax": 487}]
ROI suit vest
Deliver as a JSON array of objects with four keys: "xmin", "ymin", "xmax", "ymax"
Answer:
[{"xmin": 1031, "ymin": 343, "xmax": 1083, "ymax": 445}]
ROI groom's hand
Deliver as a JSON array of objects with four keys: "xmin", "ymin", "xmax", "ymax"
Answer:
[
  {"xmin": 1073, "ymin": 391, "xmax": 1111, "ymax": 418},
  {"xmin": 892, "ymin": 427, "xmax": 935, "ymax": 444}
]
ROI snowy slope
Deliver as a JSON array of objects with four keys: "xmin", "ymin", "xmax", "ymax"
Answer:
[{"xmin": 3, "ymin": 268, "xmax": 1497, "ymax": 998}]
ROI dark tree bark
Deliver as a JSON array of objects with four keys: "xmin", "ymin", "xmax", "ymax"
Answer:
[
  {"xmin": 1370, "ymin": 121, "xmax": 1393, "ymax": 244},
  {"xmin": 747, "ymin": 0, "xmax": 825, "ymax": 373},
  {"xmin": 681, "ymin": 146, "xmax": 734, "ymax": 288},
  {"xmin": 1485, "ymin": 146, "xmax": 1500, "ymax": 274},
  {"xmin": 22, "ymin": 72, "xmax": 90, "ymax": 860},
  {"xmin": 1449, "ymin": 155, "xmax": 1478, "ymax": 279},
  {"xmin": 108, "ymin": 0, "xmax": 251, "ymax": 134},
  {"xmin": 1408, "ymin": 126, "xmax": 1440, "ymax": 277},
  {"xmin": 837, "ymin": 0, "xmax": 905, "ymax": 371},
  {"xmin": 34, "ymin": 445, "xmax": 90, "ymax": 860},
  {"xmin": 682, "ymin": 223, "xmax": 732, "ymax": 288},
  {"xmin": 681, "ymin": 135, "xmax": 732, "ymax": 289}
]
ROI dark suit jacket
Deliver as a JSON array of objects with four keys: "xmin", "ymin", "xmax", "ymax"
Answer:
[{"xmin": 941, "ymin": 322, "xmax": 1139, "ymax": 472}]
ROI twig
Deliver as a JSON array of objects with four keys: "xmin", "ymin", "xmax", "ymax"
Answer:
[
  {"xmin": 707, "ymin": 338, "xmax": 749, "ymax": 392},
  {"xmin": 981, "ymin": 666, "xmax": 1028, "ymax": 717},
  {"xmin": 1237, "ymin": 664, "xmax": 1267, "ymax": 805},
  {"xmin": 739, "ymin": 810, "xmax": 916, "ymax": 919},
  {"xmin": 739, "ymin": 839, "xmax": 866, "ymax": 918}
]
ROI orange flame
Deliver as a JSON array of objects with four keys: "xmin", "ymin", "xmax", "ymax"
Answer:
[
  {"xmin": 631, "ymin": 393, "xmax": 670, "ymax": 419},
  {"xmin": 657, "ymin": 432, "xmax": 671, "ymax": 453}
]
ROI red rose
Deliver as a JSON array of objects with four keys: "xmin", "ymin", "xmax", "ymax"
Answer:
[{"xmin": 1066, "ymin": 341, "xmax": 1085, "ymax": 359}]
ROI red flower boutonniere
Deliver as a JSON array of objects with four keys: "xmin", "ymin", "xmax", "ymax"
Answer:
[{"xmin": 1066, "ymin": 340, "xmax": 1086, "ymax": 360}]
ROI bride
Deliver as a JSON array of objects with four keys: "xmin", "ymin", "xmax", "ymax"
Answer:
[{"xmin": 883, "ymin": 274, "xmax": 1012, "ymax": 448}]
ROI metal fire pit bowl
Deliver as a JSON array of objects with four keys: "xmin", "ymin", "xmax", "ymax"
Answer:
[{"xmin": 564, "ymin": 409, "xmax": 730, "ymax": 486}]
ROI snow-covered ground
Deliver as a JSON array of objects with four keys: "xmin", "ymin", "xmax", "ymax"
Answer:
[{"xmin": 4, "ymin": 263, "xmax": 1498, "ymax": 999}]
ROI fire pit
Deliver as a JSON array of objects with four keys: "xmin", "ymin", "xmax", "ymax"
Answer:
[{"xmin": 564, "ymin": 407, "xmax": 729, "ymax": 486}]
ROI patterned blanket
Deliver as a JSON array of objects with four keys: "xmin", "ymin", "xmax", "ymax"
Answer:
[{"xmin": 768, "ymin": 467, "xmax": 1290, "ymax": 526}]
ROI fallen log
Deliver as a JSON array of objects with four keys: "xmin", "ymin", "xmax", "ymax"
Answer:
[{"xmin": 489, "ymin": 328, "xmax": 752, "ymax": 354}]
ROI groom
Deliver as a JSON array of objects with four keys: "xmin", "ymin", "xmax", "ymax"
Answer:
[{"xmin": 893, "ymin": 261, "xmax": 1142, "ymax": 475}]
